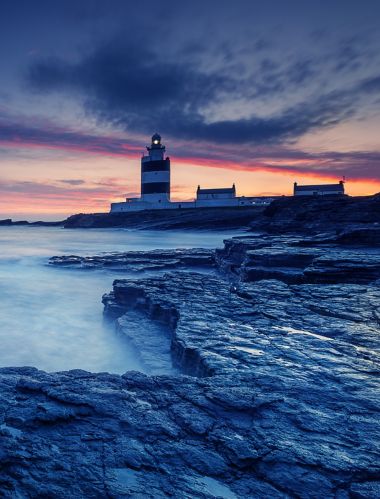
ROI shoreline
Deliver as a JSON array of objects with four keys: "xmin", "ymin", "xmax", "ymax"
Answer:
[
  {"xmin": 0, "ymin": 198, "xmax": 379, "ymax": 496},
  {"xmin": 1, "ymin": 193, "xmax": 379, "ymax": 232}
]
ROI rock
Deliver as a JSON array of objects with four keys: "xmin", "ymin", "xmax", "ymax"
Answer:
[
  {"xmin": 49, "ymin": 248, "xmax": 215, "ymax": 272},
  {"xmin": 0, "ymin": 219, "xmax": 13, "ymax": 226},
  {"xmin": 217, "ymin": 236, "xmax": 380, "ymax": 284},
  {"xmin": 335, "ymin": 226, "xmax": 380, "ymax": 246},
  {"xmin": 1, "ymin": 261, "xmax": 379, "ymax": 496},
  {"xmin": 304, "ymin": 253, "xmax": 380, "ymax": 283},
  {"xmin": 0, "ymin": 351, "xmax": 379, "ymax": 497},
  {"xmin": 63, "ymin": 206, "xmax": 264, "ymax": 230},
  {"xmin": 5, "ymin": 224, "xmax": 378, "ymax": 496},
  {"xmin": 0, "ymin": 219, "xmax": 63, "ymax": 226},
  {"xmin": 250, "ymin": 193, "xmax": 380, "ymax": 234},
  {"xmin": 104, "ymin": 270, "xmax": 380, "ymax": 375},
  {"xmin": 96, "ymin": 231, "xmax": 380, "ymax": 496}
]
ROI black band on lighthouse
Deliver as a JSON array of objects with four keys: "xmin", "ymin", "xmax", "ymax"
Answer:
[
  {"xmin": 141, "ymin": 159, "xmax": 170, "ymax": 173},
  {"xmin": 141, "ymin": 182, "xmax": 170, "ymax": 194}
]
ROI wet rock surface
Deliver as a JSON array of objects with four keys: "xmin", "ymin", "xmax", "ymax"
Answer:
[
  {"xmin": 217, "ymin": 235, "xmax": 380, "ymax": 284},
  {"xmin": 0, "ymin": 367, "xmax": 283, "ymax": 498},
  {"xmin": 49, "ymin": 248, "xmax": 215, "ymax": 272},
  {"xmin": 104, "ymin": 269, "xmax": 380, "ymax": 374},
  {"xmin": 99, "ymin": 237, "xmax": 380, "ymax": 497},
  {"xmin": 1, "ymin": 229, "xmax": 380, "ymax": 497},
  {"xmin": 2, "ymin": 267, "xmax": 379, "ymax": 496}
]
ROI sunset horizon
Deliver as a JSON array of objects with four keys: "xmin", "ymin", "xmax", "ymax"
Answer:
[
  {"xmin": 1, "ymin": 128, "xmax": 379, "ymax": 220},
  {"xmin": 1, "ymin": 1, "xmax": 380, "ymax": 219}
]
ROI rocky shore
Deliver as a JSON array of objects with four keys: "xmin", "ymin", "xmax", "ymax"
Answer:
[
  {"xmin": 251, "ymin": 193, "xmax": 380, "ymax": 234},
  {"xmin": 2, "ymin": 193, "xmax": 379, "ymax": 233},
  {"xmin": 62, "ymin": 206, "xmax": 264, "ymax": 230},
  {"xmin": 49, "ymin": 248, "xmax": 215, "ymax": 272},
  {"xmin": 0, "ymin": 218, "xmax": 63, "ymax": 227},
  {"xmin": 1, "ymin": 197, "xmax": 379, "ymax": 497}
]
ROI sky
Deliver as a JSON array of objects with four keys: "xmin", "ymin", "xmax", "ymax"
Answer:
[{"xmin": 0, "ymin": 0, "xmax": 379, "ymax": 220}]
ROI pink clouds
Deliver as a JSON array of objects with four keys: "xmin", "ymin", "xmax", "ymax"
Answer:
[
  {"xmin": 0, "ymin": 178, "xmax": 139, "ymax": 215},
  {"xmin": 1, "ymin": 115, "xmax": 379, "ymax": 183},
  {"xmin": 0, "ymin": 114, "xmax": 379, "ymax": 218}
]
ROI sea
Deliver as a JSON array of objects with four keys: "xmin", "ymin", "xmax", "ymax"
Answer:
[{"xmin": 0, "ymin": 226, "xmax": 239, "ymax": 374}]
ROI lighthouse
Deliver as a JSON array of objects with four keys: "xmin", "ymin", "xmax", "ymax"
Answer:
[
  {"xmin": 141, "ymin": 133, "xmax": 170, "ymax": 205},
  {"xmin": 110, "ymin": 133, "xmax": 264, "ymax": 213}
]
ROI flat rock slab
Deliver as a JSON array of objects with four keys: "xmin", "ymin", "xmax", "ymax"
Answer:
[
  {"xmin": 217, "ymin": 236, "xmax": 380, "ymax": 284},
  {"xmin": 0, "ymin": 361, "xmax": 379, "ymax": 498},
  {"xmin": 49, "ymin": 248, "xmax": 215, "ymax": 272},
  {"xmin": 99, "ymin": 269, "xmax": 380, "ymax": 497}
]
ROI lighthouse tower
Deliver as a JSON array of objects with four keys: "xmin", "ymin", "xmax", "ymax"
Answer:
[{"xmin": 141, "ymin": 133, "xmax": 170, "ymax": 205}]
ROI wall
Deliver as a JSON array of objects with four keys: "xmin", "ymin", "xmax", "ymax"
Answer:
[
  {"xmin": 110, "ymin": 197, "xmax": 270, "ymax": 213},
  {"xmin": 294, "ymin": 190, "xmax": 344, "ymax": 196},
  {"xmin": 197, "ymin": 193, "xmax": 235, "ymax": 200}
]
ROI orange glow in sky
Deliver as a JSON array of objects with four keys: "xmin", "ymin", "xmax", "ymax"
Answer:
[{"xmin": 1, "ymin": 146, "xmax": 379, "ymax": 220}]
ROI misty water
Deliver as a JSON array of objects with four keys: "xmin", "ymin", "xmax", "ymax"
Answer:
[{"xmin": 0, "ymin": 226, "xmax": 238, "ymax": 374}]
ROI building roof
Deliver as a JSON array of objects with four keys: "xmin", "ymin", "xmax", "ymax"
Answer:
[
  {"xmin": 294, "ymin": 183, "xmax": 344, "ymax": 192},
  {"xmin": 197, "ymin": 186, "xmax": 235, "ymax": 194}
]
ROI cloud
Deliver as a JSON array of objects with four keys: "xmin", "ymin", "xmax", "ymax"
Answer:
[
  {"xmin": 179, "ymin": 147, "xmax": 380, "ymax": 182},
  {"xmin": 26, "ymin": 33, "xmax": 380, "ymax": 147},
  {"xmin": 0, "ymin": 114, "xmax": 142, "ymax": 157},
  {"xmin": 0, "ymin": 178, "xmax": 132, "ymax": 214},
  {"xmin": 59, "ymin": 179, "xmax": 85, "ymax": 185},
  {"xmin": 0, "ymin": 113, "xmax": 379, "ymax": 182},
  {"xmin": 27, "ymin": 39, "xmax": 231, "ymax": 129},
  {"xmin": 0, "ymin": 179, "xmax": 115, "ymax": 196}
]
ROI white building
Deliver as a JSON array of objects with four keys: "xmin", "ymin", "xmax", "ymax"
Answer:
[
  {"xmin": 293, "ymin": 181, "xmax": 345, "ymax": 196},
  {"xmin": 110, "ymin": 134, "xmax": 271, "ymax": 213}
]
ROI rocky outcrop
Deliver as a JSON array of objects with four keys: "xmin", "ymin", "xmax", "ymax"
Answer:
[
  {"xmin": 1, "ymin": 265, "xmax": 379, "ymax": 496},
  {"xmin": 250, "ymin": 193, "xmax": 380, "ymax": 234},
  {"xmin": 0, "ymin": 367, "xmax": 288, "ymax": 498},
  {"xmin": 49, "ymin": 248, "xmax": 215, "ymax": 272},
  {"xmin": 216, "ymin": 235, "xmax": 380, "ymax": 284},
  {"xmin": 98, "ymin": 266, "xmax": 380, "ymax": 497},
  {"xmin": 1, "ymin": 228, "xmax": 379, "ymax": 497},
  {"xmin": 293, "ymin": 226, "xmax": 380, "ymax": 247},
  {"xmin": 63, "ymin": 206, "xmax": 264, "ymax": 230},
  {"xmin": 335, "ymin": 226, "xmax": 380, "ymax": 246},
  {"xmin": 104, "ymin": 270, "xmax": 380, "ymax": 372},
  {"xmin": 0, "ymin": 219, "xmax": 63, "ymax": 226}
]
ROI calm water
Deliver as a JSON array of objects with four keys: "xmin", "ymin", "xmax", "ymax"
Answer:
[{"xmin": 0, "ymin": 226, "xmax": 239, "ymax": 373}]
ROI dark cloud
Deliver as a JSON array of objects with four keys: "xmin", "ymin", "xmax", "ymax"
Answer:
[
  {"xmin": 26, "ymin": 34, "xmax": 380, "ymax": 147},
  {"xmin": 27, "ymin": 39, "xmax": 231, "ymax": 121},
  {"xmin": 360, "ymin": 75, "xmax": 380, "ymax": 93},
  {"xmin": 181, "ymin": 145, "xmax": 380, "ymax": 181},
  {"xmin": 0, "ymin": 115, "xmax": 142, "ymax": 156}
]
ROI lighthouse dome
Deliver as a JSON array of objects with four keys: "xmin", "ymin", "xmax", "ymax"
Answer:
[{"xmin": 151, "ymin": 133, "xmax": 161, "ymax": 145}]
